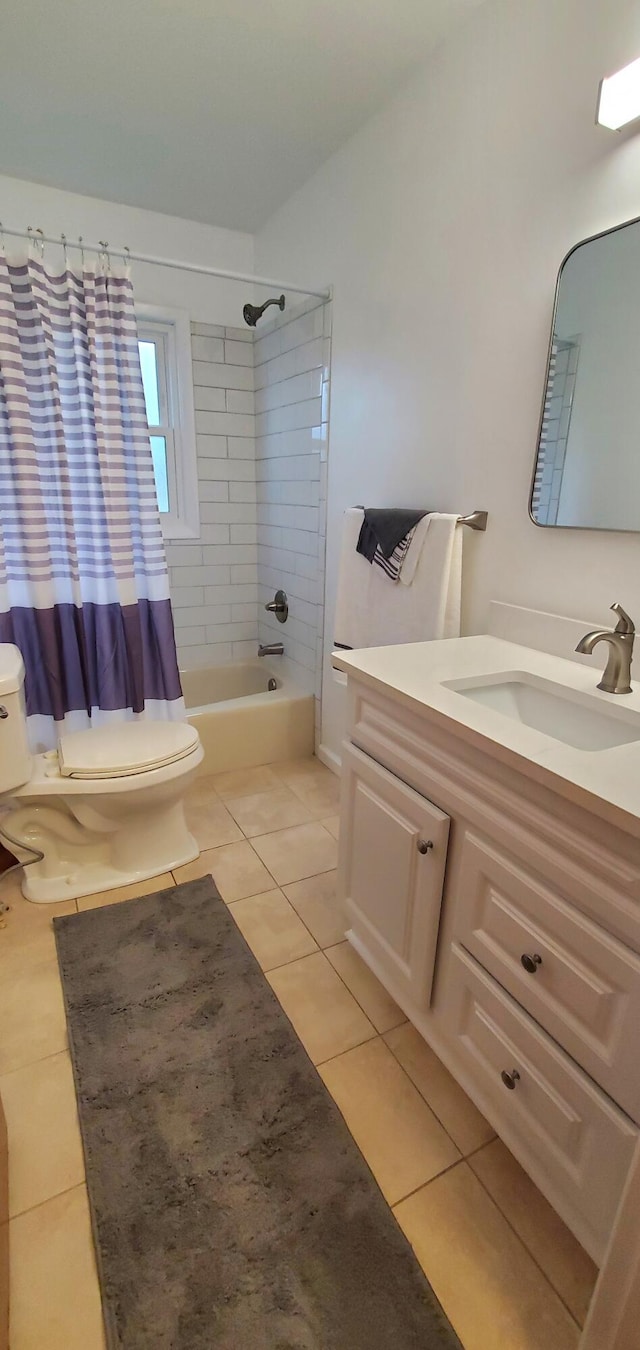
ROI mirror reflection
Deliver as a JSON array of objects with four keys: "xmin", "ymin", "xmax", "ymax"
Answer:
[{"xmin": 531, "ymin": 216, "xmax": 640, "ymax": 532}]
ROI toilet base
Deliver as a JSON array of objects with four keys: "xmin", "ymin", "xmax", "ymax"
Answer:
[
  {"xmin": 21, "ymin": 835, "xmax": 200, "ymax": 904},
  {"xmin": 3, "ymin": 796, "xmax": 200, "ymax": 904}
]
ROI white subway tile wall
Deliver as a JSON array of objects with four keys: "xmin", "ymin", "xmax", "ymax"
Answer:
[
  {"xmin": 166, "ymin": 323, "xmax": 258, "ymax": 670},
  {"xmin": 167, "ymin": 304, "xmax": 331, "ymax": 735},
  {"xmin": 255, "ymin": 299, "xmax": 331, "ymax": 741}
]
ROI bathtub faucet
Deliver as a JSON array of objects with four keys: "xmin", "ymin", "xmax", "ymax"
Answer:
[{"xmin": 258, "ymin": 642, "xmax": 284, "ymax": 657}]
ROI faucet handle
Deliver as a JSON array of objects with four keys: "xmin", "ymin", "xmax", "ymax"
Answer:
[{"xmin": 611, "ymin": 603, "xmax": 635, "ymax": 635}]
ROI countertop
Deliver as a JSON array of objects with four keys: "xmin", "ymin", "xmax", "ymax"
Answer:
[{"xmin": 333, "ymin": 635, "xmax": 640, "ymax": 838}]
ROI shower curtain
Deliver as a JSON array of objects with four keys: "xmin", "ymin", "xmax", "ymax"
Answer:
[{"xmin": 0, "ymin": 248, "xmax": 183, "ymax": 752}]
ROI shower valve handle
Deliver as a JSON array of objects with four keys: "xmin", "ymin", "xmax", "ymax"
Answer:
[{"xmin": 264, "ymin": 590, "xmax": 289, "ymax": 623}]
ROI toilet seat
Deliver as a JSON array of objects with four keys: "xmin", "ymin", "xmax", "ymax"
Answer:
[{"xmin": 58, "ymin": 721, "xmax": 200, "ymax": 780}]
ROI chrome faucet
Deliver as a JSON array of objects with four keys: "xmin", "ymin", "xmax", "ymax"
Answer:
[
  {"xmin": 575, "ymin": 603, "xmax": 635, "ymax": 695},
  {"xmin": 258, "ymin": 642, "xmax": 284, "ymax": 657}
]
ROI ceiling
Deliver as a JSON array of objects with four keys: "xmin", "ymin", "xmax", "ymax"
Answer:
[{"xmin": 0, "ymin": 0, "xmax": 481, "ymax": 233}]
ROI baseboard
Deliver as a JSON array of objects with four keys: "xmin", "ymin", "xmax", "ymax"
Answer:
[{"xmin": 317, "ymin": 743, "xmax": 342, "ymax": 776}]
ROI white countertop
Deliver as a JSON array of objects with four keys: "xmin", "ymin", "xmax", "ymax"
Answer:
[{"xmin": 333, "ymin": 635, "xmax": 640, "ymax": 837}]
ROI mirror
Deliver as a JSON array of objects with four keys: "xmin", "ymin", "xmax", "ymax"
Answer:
[{"xmin": 531, "ymin": 215, "xmax": 640, "ymax": 531}]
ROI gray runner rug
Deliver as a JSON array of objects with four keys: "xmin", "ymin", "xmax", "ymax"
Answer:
[{"xmin": 54, "ymin": 876, "xmax": 463, "ymax": 1350}]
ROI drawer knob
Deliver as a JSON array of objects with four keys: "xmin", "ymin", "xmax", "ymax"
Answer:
[
  {"xmin": 417, "ymin": 839, "xmax": 434, "ymax": 854},
  {"xmin": 521, "ymin": 953, "xmax": 542, "ymax": 974},
  {"xmin": 501, "ymin": 1069, "xmax": 521, "ymax": 1091}
]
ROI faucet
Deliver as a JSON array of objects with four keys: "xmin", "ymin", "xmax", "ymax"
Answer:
[
  {"xmin": 258, "ymin": 643, "xmax": 284, "ymax": 657},
  {"xmin": 575, "ymin": 603, "xmax": 635, "ymax": 695}
]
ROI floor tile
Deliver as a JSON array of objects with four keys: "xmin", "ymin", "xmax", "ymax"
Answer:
[
  {"xmin": 225, "ymin": 786, "xmax": 312, "ymax": 838},
  {"xmin": 272, "ymin": 757, "xmax": 335, "ymax": 788},
  {"xmin": 251, "ymin": 822, "xmax": 337, "ymax": 886},
  {"xmin": 320, "ymin": 1038, "xmax": 459, "ymax": 1205},
  {"xmin": 10, "ymin": 1185, "xmax": 106, "ymax": 1350},
  {"xmin": 0, "ymin": 955, "xmax": 68, "ymax": 1076},
  {"xmin": 283, "ymin": 871, "xmax": 346, "ymax": 948},
  {"xmin": 0, "ymin": 874, "xmax": 75, "ymax": 971},
  {"xmin": 184, "ymin": 778, "xmax": 243, "ymax": 849},
  {"xmin": 395, "ymin": 1163, "xmax": 580, "ymax": 1350},
  {"xmin": 385, "ymin": 1023, "xmax": 495, "ymax": 1156},
  {"xmin": 469, "ymin": 1139, "xmax": 598, "ymax": 1326},
  {"xmin": 277, "ymin": 761, "xmax": 341, "ymax": 817},
  {"xmin": 321, "ymin": 815, "xmax": 340, "ymax": 839},
  {"xmin": 326, "ymin": 942, "xmax": 405, "ymax": 1033},
  {"xmin": 173, "ymin": 840, "xmax": 274, "ymax": 902},
  {"xmin": 76, "ymin": 873, "xmax": 174, "ymax": 912},
  {"xmin": 267, "ymin": 951, "xmax": 375, "ymax": 1063},
  {"xmin": 211, "ymin": 765, "xmax": 282, "ymax": 800},
  {"xmin": 1, "ymin": 1052, "xmax": 84, "ymax": 1217},
  {"xmin": 228, "ymin": 889, "xmax": 318, "ymax": 970}
]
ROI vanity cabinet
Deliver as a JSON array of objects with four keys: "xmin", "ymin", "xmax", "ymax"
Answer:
[
  {"xmin": 337, "ymin": 671, "xmax": 640, "ymax": 1264},
  {"xmin": 338, "ymin": 742, "xmax": 450, "ymax": 1010}
]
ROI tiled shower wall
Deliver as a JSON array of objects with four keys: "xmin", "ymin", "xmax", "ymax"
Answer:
[
  {"xmin": 166, "ymin": 324, "xmax": 258, "ymax": 670},
  {"xmin": 166, "ymin": 303, "xmax": 331, "ymax": 742},
  {"xmin": 254, "ymin": 300, "xmax": 331, "ymax": 737}
]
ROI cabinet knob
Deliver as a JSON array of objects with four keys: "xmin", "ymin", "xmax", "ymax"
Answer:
[
  {"xmin": 521, "ymin": 953, "xmax": 542, "ymax": 974},
  {"xmin": 501, "ymin": 1069, "xmax": 521, "ymax": 1091},
  {"xmin": 417, "ymin": 839, "xmax": 434, "ymax": 854}
]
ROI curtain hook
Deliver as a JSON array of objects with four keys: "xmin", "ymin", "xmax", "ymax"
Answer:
[
  {"xmin": 60, "ymin": 232, "xmax": 68, "ymax": 270},
  {"xmin": 123, "ymin": 244, "xmax": 131, "ymax": 273},
  {"xmin": 35, "ymin": 228, "xmax": 45, "ymax": 259},
  {"xmin": 0, "ymin": 221, "xmax": 5, "ymax": 254},
  {"xmin": 99, "ymin": 240, "xmax": 110, "ymax": 272},
  {"xmin": 78, "ymin": 235, "xmax": 85, "ymax": 269}
]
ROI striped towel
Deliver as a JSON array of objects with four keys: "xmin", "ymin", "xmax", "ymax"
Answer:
[{"xmin": 372, "ymin": 528, "xmax": 416, "ymax": 582}]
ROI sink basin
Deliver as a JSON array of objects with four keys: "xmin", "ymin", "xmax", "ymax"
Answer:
[{"xmin": 443, "ymin": 672, "xmax": 640, "ymax": 751}]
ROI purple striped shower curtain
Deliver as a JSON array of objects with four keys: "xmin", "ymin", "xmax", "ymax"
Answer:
[{"xmin": 0, "ymin": 251, "xmax": 183, "ymax": 752}]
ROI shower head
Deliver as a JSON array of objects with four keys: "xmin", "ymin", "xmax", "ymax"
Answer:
[{"xmin": 242, "ymin": 294, "xmax": 286, "ymax": 327}]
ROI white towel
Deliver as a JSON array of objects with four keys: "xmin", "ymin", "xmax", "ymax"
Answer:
[{"xmin": 334, "ymin": 509, "xmax": 462, "ymax": 651}]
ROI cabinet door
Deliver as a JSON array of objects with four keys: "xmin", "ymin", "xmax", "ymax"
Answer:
[{"xmin": 338, "ymin": 742, "xmax": 450, "ymax": 1009}]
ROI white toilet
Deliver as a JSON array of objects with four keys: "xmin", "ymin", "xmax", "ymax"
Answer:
[{"xmin": 0, "ymin": 644, "xmax": 203, "ymax": 903}]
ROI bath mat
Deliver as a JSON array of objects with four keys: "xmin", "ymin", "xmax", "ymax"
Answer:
[{"xmin": 54, "ymin": 877, "xmax": 463, "ymax": 1350}]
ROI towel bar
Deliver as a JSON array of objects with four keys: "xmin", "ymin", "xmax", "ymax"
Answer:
[{"xmin": 457, "ymin": 511, "xmax": 488, "ymax": 531}]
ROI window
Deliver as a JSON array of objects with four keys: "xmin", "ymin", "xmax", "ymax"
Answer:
[{"xmin": 136, "ymin": 306, "xmax": 199, "ymax": 538}]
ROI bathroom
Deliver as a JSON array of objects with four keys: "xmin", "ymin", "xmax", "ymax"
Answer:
[{"xmin": 1, "ymin": 0, "xmax": 640, "ymax": 1346}]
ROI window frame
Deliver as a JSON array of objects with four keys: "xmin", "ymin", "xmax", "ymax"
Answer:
[{"xmin": 136, "ymin": 305, "xmax": 199, "ymax": 540}]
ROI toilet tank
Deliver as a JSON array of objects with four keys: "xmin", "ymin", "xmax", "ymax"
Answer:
[{"xmin": 0, "ymin": 645, "xmax": 32, "ymax": 793}]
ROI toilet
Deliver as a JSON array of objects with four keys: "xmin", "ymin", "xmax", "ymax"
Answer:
[{"xmin": 0, "ymin": 644, "xmax": 203, "ymax": 903}]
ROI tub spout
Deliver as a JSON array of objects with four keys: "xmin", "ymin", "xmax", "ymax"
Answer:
[{"xmin": 259, "ymin": 643, "xmax": 284, "ymax": 657}]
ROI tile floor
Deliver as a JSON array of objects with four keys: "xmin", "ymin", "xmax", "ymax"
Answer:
[{"xmin": 0, "ymin": 756, "xmax": 598, "ymax": 1349}]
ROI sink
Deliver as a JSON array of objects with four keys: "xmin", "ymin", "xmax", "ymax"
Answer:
[{"xmin": 443, "ymin": 672, "xmax": 640, "ymax": 751}]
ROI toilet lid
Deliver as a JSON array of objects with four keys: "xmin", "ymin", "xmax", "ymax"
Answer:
[{"xmin": 58, "ymin": 722, "xmax": 200, "ymax": 779}]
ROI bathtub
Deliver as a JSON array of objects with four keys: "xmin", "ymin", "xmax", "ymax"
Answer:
[{"xmin": 181, "ymin": 661, "xmax": 315, "ymax": 775}]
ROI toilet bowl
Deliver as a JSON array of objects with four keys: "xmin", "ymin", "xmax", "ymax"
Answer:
[{"xmin": 0, "ymin": 644, "xmax": 203, "ymax": 903}]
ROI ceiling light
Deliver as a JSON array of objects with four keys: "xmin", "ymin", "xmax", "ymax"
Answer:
[{"xmin": 597, "ymin": 56, "xmax": 640, "ymax": 130}]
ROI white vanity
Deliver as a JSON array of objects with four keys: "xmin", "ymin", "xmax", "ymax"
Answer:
[{"xmin": 334, "ymin": 631, "xmax": 640, "ymax": 1265}]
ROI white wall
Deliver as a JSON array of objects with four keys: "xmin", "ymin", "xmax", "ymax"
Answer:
[
  {"xmin": 0, "ymin": 172, "xmax": 253, "ymax": 321},
  {"xmin": 254, "ymin": 0, "xmax": 640, "ymax": 764}
]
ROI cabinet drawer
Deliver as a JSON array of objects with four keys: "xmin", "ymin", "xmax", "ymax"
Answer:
[
  {"xmin": 442, "ymin": 945, "xmax": 637, "ymax": 1261},
  {"xmin": 454, "ymin": 832, "xmax": 640, "ymax": 1122},
  {"xmin": 338, "ymin": 742, "xmax": 450, "ymax": 1010}
]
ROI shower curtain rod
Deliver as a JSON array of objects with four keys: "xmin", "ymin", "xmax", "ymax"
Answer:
[{"xmin": 0, "ymin": 225, "xmax": 330, "ymax": 300}]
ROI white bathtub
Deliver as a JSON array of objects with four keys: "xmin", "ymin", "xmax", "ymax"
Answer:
[{"xmin": 181, "ymin": 660, "xmax": 314, "ymax": 775}]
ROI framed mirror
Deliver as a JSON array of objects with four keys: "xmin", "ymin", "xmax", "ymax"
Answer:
[{"xmin": 530, "ymin": 215, "xmax": 640, "ymax": 532}]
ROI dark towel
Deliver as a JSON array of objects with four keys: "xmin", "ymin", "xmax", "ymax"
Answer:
[{"xmin": 356, "ymin": 508, "xmax": 428, "ymax": 563}]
